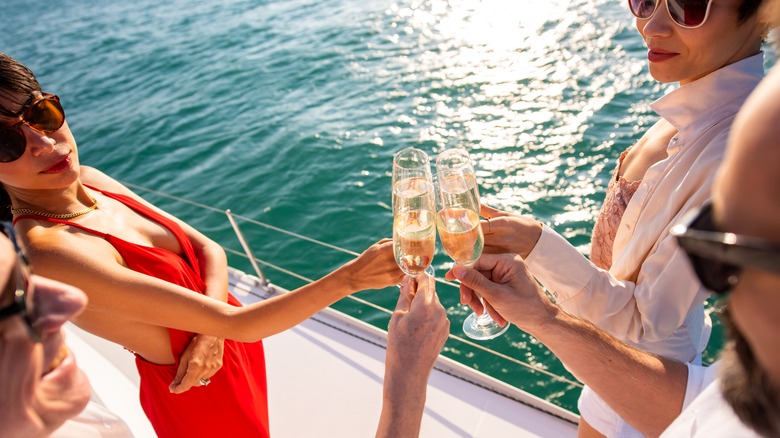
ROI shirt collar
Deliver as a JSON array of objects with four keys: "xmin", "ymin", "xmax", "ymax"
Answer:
[{"xmin": 650, "ymin": 53, "xmax": 764, "ymax": 147}]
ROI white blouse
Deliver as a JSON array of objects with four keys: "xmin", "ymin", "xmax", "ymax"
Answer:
[{"xmin": 524, "ymin": 54, "xmax": 764, "ymax": 362}]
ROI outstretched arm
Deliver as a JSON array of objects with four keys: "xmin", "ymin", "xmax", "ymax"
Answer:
[
  {"xmin": 377, "ymin": 274, "xmax": 449, "ymax": 438},
  {"xmin": 25, "ymin": 228, "xmax": 403, "ymax": 345},
  {"xmin": 447, "ymin": 255, "xmax": 688, "ymax": 437}
]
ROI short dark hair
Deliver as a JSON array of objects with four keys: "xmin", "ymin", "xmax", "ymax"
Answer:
[
  {"xmin": 0, "ymin": 53, "xmax": 42, "ymax": 118},
  {"xmin": 0, "ymin": 53, "xmax": 43, "ymax": 221},
  {"xmin": 738, "ymin": 0, "xmax": 765, "ymax": 23}
]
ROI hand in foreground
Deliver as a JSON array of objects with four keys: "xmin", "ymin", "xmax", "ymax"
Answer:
[
  {"xmin": 377, "ymin": 274, "xmax": 449, "ymax": 438},
  {"xmin": 386, "ymin": 274, "xmax": 450, "ymax": 374},
  {"xmin": 340, "ymin": 238, "xmax": 404, "ymax": 292},
  {"xmin": 445, "ymin": 253, "xmax": 557, "ymax": 333},
  {"xmin": 480, "ymin": 204, "xmax": 543, "ymax": 259},
  {"xmin": 169, "ymin": 335, "xmax": 225, "ymax": 394}
]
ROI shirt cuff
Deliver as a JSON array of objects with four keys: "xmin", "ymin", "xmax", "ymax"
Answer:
[
  {"xmin": 682, "ymin": 362, "xmax": 720, "ymax": 410},
  {"xmin": 524, "ymin": 224, "xmax": 596, "ymax": 302}
]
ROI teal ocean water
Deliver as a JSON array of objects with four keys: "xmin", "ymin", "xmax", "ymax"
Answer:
[{"xmin": 4, "ymin": 0, "xmax": 775, "ymax": 414}]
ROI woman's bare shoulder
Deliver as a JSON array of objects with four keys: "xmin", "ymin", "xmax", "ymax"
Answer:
[
  {"xmin": 19, "ymin": 220, "xmax": 101, "ymax": 256},
  {"xmin": 80, "ymin": 166, "xmax": 134, "ymax": 196}
]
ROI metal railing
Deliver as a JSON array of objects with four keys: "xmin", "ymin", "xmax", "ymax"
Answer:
[{"xmin": 122, "ymin": 181, "xmax": 583, "ymax": 390}]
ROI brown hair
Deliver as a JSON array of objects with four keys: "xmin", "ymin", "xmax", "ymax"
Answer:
[
  {"xmin": 739, "ymin": 0, "xmax": 768, "ymax": 22},
  {"xmin": 0, "ymin": 53, "xmax": 43, "ymax": 221},
  {"xmin": 0, "ymin": 53, "xmax": 42, "ymax": 117}
]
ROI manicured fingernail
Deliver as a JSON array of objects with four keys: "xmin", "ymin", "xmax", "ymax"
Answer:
[{"xmin": 452, "ymin": 265, "xmax": 465, "ymax": 279}]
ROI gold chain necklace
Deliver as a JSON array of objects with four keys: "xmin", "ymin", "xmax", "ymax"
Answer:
[{"xmin": 11, "ymin": 195, "xmax": 99, "ymax": 219}]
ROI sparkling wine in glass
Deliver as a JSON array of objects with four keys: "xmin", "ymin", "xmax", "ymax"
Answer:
[
  {"xmin": 392, "ymin": 148, "xmax": 436, "ymax": 278},
  {"xmin": 436, "ymin": 172, "xmax": 483, "ymax": 266},
  {"xmin": 436, "ymin": 149, "xmax": 509, "ymax": 340}
]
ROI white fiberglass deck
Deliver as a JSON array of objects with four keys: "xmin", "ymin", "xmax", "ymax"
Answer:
[
  {"xmin": 65, "ymin": 269, "xmax": 577, "ymax": 437},
  {"xmin": 262, "ymin": 305, "xmax": 578, "ymax": 437}
]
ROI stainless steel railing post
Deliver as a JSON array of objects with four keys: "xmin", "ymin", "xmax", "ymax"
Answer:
[{"xmin": 225, "ymin": 209, "xmax": 269, "ymax": 286}]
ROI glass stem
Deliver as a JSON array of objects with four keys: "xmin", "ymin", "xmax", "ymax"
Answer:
[{"xmin": 475, "ymin": 295, "xmax": 495, "ymax": 326}]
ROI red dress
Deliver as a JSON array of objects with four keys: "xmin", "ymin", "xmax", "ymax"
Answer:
[{"xmin": 15, "ymin": 186, "xmax": 270, "ymax": 438}]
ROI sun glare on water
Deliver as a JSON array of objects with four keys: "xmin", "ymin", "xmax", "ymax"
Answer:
[{"xmin": 374, "ymin": 0, "xmax": 647, "ymax": 244}]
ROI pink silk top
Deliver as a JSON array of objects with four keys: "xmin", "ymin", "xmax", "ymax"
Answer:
[{"xmin": 590, "ymin": 148, "xmax": 641, "ymax": 270}]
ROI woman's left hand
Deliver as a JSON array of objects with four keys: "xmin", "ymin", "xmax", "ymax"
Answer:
[
  {"xmin": 169, "ymin": 335, "xmax": 225, "ymax": 394},
  {"xmin": 342, "ymin": 238, "xmax": 404, "ymax": 292},
  {"xmin": 481, "ymin": 204, "xmax": 543, "ymax": 259}
]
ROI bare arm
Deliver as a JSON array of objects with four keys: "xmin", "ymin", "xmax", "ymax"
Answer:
[
  {"xmin": 377, "ymin": 274, "xmax": 449, "ymax": 437},
  {"xmin": 536, "ymin": 308, "xmax": 687, "ymax": 437},
  {"xmin": 168, "ymin": 213, "xmax": 230, "ymax": 393},
  {"xmin": 25, "ymin": 225, "xmax": 402, "ymax": 344},
  {"xmin": 144, "ymin": 199, "xmax": 229, "ymax": 392},
  {"xmin": 447, "ymin": 254, "xmax": 688, "ymax": 436}
]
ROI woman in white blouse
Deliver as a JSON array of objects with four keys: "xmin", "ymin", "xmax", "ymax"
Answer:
[{"xmin": 473, "ymin": 0, "xmax": 771, "ymax": 436}]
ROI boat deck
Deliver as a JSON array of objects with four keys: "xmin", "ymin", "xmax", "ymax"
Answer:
[{"xmin": 65, "ymin": 268, "xmax": 578, "ymax": 437}]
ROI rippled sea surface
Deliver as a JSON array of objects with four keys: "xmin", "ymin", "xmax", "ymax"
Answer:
[{"xmin": 4, "ymin": 0, "xmax": 775, "ymax": 413}]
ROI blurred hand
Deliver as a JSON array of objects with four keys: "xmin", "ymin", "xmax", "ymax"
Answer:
[
  {"xmin": 386, "ymin": 274, "xmax": 450, "ymax": 377},
  {"xmin": 481, "ymin": 204, "xmax": 543, "ymax": 259},
  {"xmin": 169, "ymin": 335, "xmax": 224, "ymax": 394},
  {"xmin": 445, "ymin": 253, "xmax": 557, "ymax": 334},
  {"xmin": 342, "ymin": 239, "xmax": 404, "ymax": 292},
  {"xmin": 378, "ymin": 274, "xmax": 449, "ymax": 437}
]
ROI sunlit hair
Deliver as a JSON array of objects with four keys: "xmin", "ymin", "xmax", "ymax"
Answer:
[
  {"xmin": 719, "ymin": 308, "xmax": 780, "ymax": 437},
  {"xmin": 0, "ymin": 53, "xmax": 42, "ymax": 118},
  {"xmin": 0, "ymin": 53, "xmax": 44, "ymax": 222}
]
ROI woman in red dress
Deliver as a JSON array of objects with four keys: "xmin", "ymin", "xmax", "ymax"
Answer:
[{"xmin": 0, "ymin": 52, "xmax": 403, "ymax": 438}]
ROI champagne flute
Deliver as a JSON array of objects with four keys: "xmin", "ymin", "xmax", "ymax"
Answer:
[
  {"xmin": 435, "ymin": 149, "xmax": 509, "ymax": 340},
  {"xmin": 392, "ymin": 147, "xmax": 436, "ymax": 278}
]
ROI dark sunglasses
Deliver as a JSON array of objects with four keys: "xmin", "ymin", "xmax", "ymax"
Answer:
[
  {"xmin": 0, "ymin": 93, "xmax": 65, "ymax": 163},
  {"xmin": 671, "ymin": 203, "xmax": 780, "ymax": 294},
  {"xmin": 628, "ymin": 0, "xmax": 714, "ymax": 29},
  {"xmin": 0, "ymin": 222, "xmax": 40, "ymax": 342}
]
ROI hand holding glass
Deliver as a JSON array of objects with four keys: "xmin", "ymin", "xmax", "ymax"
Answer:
[{"xmin": 435, "ymin": 149, "xmax": 508, "ymax": 340}]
